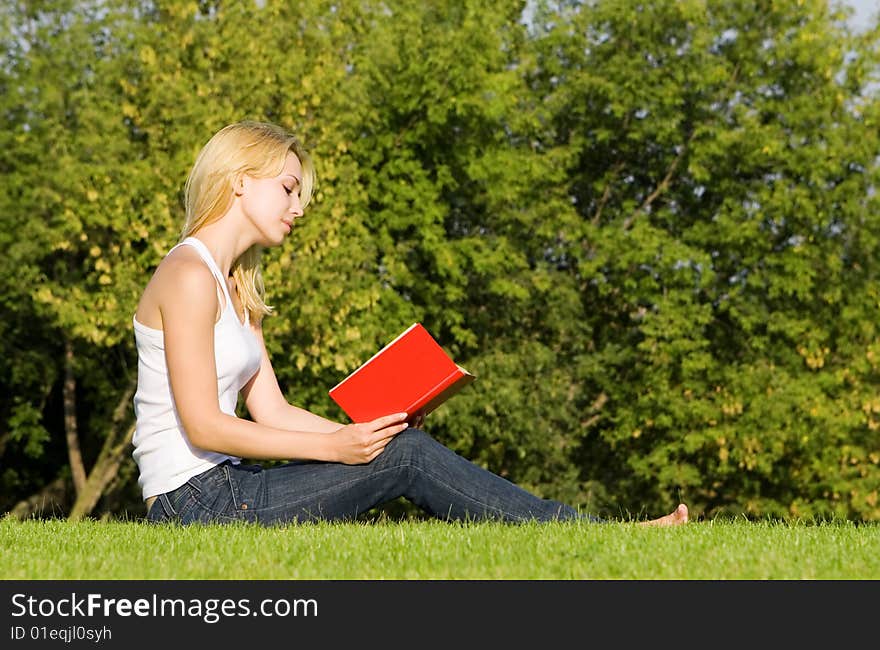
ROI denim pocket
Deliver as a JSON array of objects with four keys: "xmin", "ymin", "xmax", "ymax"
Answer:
[{"xmin": 228, "ymin": 464, "xmax": 266, "ymax": 518}]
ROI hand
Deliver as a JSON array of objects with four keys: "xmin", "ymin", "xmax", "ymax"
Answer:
[{"xmin": 330, "ymin": 412, "xmax": 409, "ymax": 464}]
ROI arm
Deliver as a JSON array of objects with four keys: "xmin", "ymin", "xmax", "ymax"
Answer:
[
  {"xmin": 240, "ymin": 318, "xmax": 343, "ymax": 433},
  {"xmin": 242, "ymin": 316, "xmax": 426, "ymax": 429},
  {"xmin": 160, "ymin": 258, "xmax": 408, "ymax": 463}
]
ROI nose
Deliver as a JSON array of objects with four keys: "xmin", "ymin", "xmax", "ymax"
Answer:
[{"xmin": 289, "ymin": 194, "xmax": 303, "ymax": 218}]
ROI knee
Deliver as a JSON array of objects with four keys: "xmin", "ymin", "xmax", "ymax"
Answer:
[{"xmin": 382, "ymin": 427, "xmax": 435, "ymax": 464}]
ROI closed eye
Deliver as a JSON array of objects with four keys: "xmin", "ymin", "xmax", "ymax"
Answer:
[{"xmin": 282, "ymin": 174, "xmax": 301, "ymax": 196}]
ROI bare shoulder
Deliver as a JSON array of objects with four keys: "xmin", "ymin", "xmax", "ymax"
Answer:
[
  {"xmin": 135, "ymin": 246, "xmax": 218, "ymax": 330},
  {"xmin": 158, "ymin": 245, "xmax": 214, "ymax": 282}
]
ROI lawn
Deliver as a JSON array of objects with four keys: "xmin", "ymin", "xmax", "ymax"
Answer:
[{"xmin": 2, "ymin": 514, "xmax": 877, "ymax": 580}]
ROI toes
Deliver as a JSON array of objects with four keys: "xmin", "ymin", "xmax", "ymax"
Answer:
[{"xmin": 675, "ymin": 503, "xmax": 689, "ymax": 523}]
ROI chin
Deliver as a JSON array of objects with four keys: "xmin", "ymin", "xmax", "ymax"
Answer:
[{"xmin": 260, "ymin": 227, "xmax": 288, "ymax": 247}]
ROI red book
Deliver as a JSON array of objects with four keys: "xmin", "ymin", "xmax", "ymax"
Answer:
[{"xmin": 329, "ymin": 323, "xmax": 476, "ymax": 422}]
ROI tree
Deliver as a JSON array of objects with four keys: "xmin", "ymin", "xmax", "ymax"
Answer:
[
  {"xmin": 526, "ymin": 0, "xmax": 880, "ymax": 518},
  {"xmin": 0, "ymin": 0, "xmax": 143, "ymax": 518}
]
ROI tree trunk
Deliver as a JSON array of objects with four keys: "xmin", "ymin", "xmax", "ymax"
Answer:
[
  {"xmin": 67, "ymin": 378, "xmax": 137, "ymax": 521},
  {"xmin": 64, "ymin": 339, "xmax": 86, "ymax": 496},
  {"xmin": 67, "ymin": 422, "xmax": 136, "ymax": 521}
]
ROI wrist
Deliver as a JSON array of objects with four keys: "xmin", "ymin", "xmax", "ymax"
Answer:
[{"xmin": 313, "ymin": 430, "xmax": 340, "ymax": 463}]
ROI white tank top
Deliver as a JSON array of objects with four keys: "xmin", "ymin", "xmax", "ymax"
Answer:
[{"xmin": 131, "ymin": 236, "xmax": 262, "ymax": 500}]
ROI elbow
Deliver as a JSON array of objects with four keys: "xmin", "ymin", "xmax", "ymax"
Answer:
[{"xmin": 180, "ymin": 411, "xmax": 223, "ymax": 451}]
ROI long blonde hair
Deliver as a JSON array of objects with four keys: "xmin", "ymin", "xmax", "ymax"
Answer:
[{"xmin": 180, "ymin": 120, "xmax": 315, "ymax": 322}]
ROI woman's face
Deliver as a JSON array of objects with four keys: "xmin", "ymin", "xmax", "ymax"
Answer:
[{"xmin": 239, "ymin": 151, "xmax": 304, "ymax": 246}]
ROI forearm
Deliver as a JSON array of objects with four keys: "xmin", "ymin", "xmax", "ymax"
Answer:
[
  {"xmin": 256, "ymin": 402, "xmax": 345, "ymax": 434},
  {"xmin": 189, "ymin": 412, "xmax": 339, "ymax": 462}
]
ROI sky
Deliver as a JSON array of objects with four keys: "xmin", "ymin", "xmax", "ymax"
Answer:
[{"xmin": 842, "ymin": 0, "xmax": 877, "ymax": 32}]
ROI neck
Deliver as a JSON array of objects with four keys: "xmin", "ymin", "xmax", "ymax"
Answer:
[{"xmin": 188, "ymin": 216, "xmax": 255, "ymax": 277}]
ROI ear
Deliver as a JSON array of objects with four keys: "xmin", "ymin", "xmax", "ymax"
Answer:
[{"xmin": 232, "ymin": 174, "xmax": 246, "ymax": 197}]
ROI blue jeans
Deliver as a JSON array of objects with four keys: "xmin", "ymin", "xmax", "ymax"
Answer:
[{"xmin": 145, "ymin": 428, "xmax": 600, "ymax": 525}]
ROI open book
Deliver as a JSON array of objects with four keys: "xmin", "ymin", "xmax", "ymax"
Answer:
[{"xmin": 329, "ymin": 323, "xmax": 476, "ymax": 422}]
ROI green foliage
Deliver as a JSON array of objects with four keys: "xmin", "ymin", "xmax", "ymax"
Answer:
[
  {"xmin": 2, "ymin": 0, "xmax": 879, "ymax": 521},
  {"xmin": 523, "ymin": 0, "xmax": 880, "ymax": 519}
]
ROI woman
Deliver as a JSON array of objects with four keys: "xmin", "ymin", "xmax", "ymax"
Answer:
[{"xmin": 132, "ymin": 120, "xmax": 688, "ymax": 527}]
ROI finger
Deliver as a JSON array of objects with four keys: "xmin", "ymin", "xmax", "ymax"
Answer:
[
  {"xmin": 373, "ymin": 422, "xmax": 408, "ymax": 442},
  {"xmin": 365, "ymin": 424, "xmax": 407, "ymax": 455},
  {"xmin": 367, "ymin": 434, "xmax": 397, "ymax": 460},
  {"xmin": 370, "ymin": 412, "xmax": 409, "ymax": 429}
]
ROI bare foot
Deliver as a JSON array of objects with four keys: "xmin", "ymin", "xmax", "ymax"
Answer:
[{"xmin": 639, "ymin": 503, "xmax": 689, "ymax": 527}]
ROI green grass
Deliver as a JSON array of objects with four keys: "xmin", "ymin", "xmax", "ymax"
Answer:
[{"xmin": 2, "ymin": 515, "xmax": 878, "ymax": 580}]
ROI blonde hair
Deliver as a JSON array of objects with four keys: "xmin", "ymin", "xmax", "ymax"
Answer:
[{"xmin": 181, "ymin": 120, "xmax": 315, "ymax": 322}]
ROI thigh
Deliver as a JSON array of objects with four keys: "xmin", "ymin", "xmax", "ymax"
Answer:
[
  {"xmin": 238, "ymin": 457, "xmax": 401, "ymax": 525},
  {"xmin": 242, "ymin": 428, "xmax": 472, "ymax": 524}
]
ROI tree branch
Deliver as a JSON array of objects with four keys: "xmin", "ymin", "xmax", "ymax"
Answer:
[
  {"xmin": 10, "ymin": 474, "xmax": 71, "ymax": 519},
  {"xmin": 622, "ymin": 137, "xmax": 690, "ymax": 231},
  {"xmin": 591, "ymin": 161, "xmax": 625, "ymax": 226}
]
